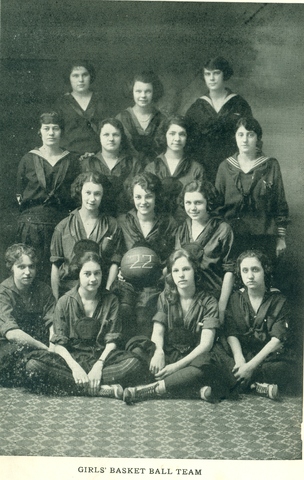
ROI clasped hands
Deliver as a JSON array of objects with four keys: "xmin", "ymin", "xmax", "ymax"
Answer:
[{"xmin": 72, "ymin": 362, "xmax": 103, "ymax": 396}]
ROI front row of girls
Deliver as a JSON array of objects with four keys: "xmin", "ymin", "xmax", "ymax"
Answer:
[{"xmin": 0, "ymin": 243, "xmax": 295, "ymax": 402}]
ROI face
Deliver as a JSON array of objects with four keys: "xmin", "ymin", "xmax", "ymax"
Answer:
[
  {"xmin": 81, "ymin": 181, "xmax": 103, "ymax": 212},
  {"xmin": 40, "ymin": 123, "xmax": 61, "ymax": 147},
  {"xmin": 171, "ymin": 256, "xmax": 195, "ymax": 290},
  {"xmin": 184, "ymin": 191, "xmax": 209, "ymax": 223},
  {"xmin": 133, "ymin": 184, "xmax": 156, "ymax": 216},
  {"xmin": 79, "ymin": 260, "xmax": 102, "ymax": 293},
  {"xmin": 235, "ymin": 125, "xmax": 258, "ymax": 156},
  {"xmin": 133, "ymin": 81, "xmax": 153, "ymax": 108},
  {"xmin": 166, "ymin": 124, "xmax": 187, "ymax": 153},
  {"xmin": 12, "ymin": 254, "xmax": 37, "ymax": 290},
  {"xmin": 240, "ymin": 257, "xmax": 265, "ymax": 291},
  {"xmin": 70, "ymin": 66, "xmax": 91, "ymax": 94},
  {"xmin": 203, "ymin": 69, "xmax": 225, "ymax": 91},
  {"xmin": 100, "ymin": 124, "xmax": 121, "ymax": 154}
]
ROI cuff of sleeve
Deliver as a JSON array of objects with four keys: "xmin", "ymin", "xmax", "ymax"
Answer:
[{"xmin": 277, "ymin": 227, "xmax": 286, "ymax": 237}]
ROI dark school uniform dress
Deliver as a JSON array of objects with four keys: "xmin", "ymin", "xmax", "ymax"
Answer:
[
  {"xmin": 145, "ymin": 153, "xmax": 205, "ymax": 186},
  {"xmin": 79, "ymin": 151, "xmax": 142, "ymax": 216},
  {"xmin": 215, "ymin": 155, "xmax": 289, "ymax": 262},
  {"xmin": 113, "ymin": 209, "xmax": 178, "ymax": 340},
  {"xmin": 125, "ymin": 289, "xmax": 222, "ymax": 395},
  {"xmin": 216, "ymin": 288, "xmax": 296, "ymax": 391},
  {"xmin": 26, "ymin": 286, "xmax": 143, "ymax": 393},
  {"xmin": 116, "ymin": 107, "xmax": 166, "ymax": 165},
  {"xmin": 50, "ymin": 209, "xmax": 123, "ymax": 295},
  {"xmin": 152, "ymin": 290, "xmax": 220, "ymax": 366},
  {"xmin": 16, "ymin": 149, "xmax": 79, "ymax": 280},
  {"xmin": 175, "ymin": 217, "xmax": 234, "ymax": 299},
  {"xmin": 185, "ymin": 91, "xmax": 252, "ymax": 183},
  {"xmin": 54, "ymin": 92, "xmax": 105, "ymax": 155},
  {"xmin": 0, "ymin": 276, "xmax": 55, "ymax": 385}
]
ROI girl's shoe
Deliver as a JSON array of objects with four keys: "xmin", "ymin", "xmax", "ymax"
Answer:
[
  {"xmin": 200, "ymin": 386, "xmax": 213, "ymax": 403},
  {"xmin": 98, "ymin": 384, "xmax": 123, "ymax": 399},
  {"xmin": 123, "ymin": 382, "xmax": 162, "ymax": 404},
  {"xmin": 251, "ymin": 382, "xmax": 279, "ymax": 400}
]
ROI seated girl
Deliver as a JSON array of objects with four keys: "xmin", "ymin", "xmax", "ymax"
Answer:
[
  {"xmin": 123, "ymin": 247, "xmax": 224, "ymax": 403},
  {"xmin": 0, "ymin": 244, "xmax": 55, "ymax": 387},
  {"xmin": 50, "ymin": 172, "xmax": 123, "ymax": 300},
  {"xmin": 145, "ymin": 115, "xmax": 205, "ymax": 188},
  {"xmin": 25, "ymin": 250, "xmax": 144, "ymax": 397},
  {"xmin": 114, "ymin": 172, "xmax": 178, "ymax": 340},
  {"xmin": 79, "ymin": 118, "xmax": 142, "ymax": 216},
  {"xmin": 175, "ymin": 180, "xmax": 234, "ymax": 323},
  {"xmin": 116, "ymin": 71, "xmax": 166, "ymax": 165},
  {"xmin": 217, "ymin": 250, "xmax": 297, "ymax": 400}
]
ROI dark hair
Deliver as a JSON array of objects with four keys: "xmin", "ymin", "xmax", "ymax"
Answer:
[
  {"xmin": 68, "ymin": 240, "xmax": 102, "ymax": 278},
  {"xmin": 125, "ymin": 70, "xmax": 164, "ymax": 102},
  {"xmin": 98, "ymin": 117, "xmax": 132, "ymax": 156},
  {"xmin": 39, "ymin": 111, "xmax": 65, "ymax": 132},
  {"xmin": 63, "ymin": 60, "xmax": 96, "ymax": 85},
  {"xmin": 71, "ymin": 172, "xmax": 111, "ymax": 210},
  {"xmin": 128, "ymin": 172, "xmax": 163, "ymax": 214},
  {"xmin": 165, "ymin": 247, "xmax": 204, "ymax": 304},
  {"xmin": 70, "ymin": 251, "xmax": 104, "ymax": 280},
  {"xmin": 182, "ymin": 180, "xmax": 221, "ymax": 215},
  {"xmin": 236, "ymin": 250, "xmax": 272, "ymax": 290},
  {"xmin": 5, "ymin": 243, "xmax": 38, "ymax": 271},
  {"xmin": 235, "ymin": 117, "xmax": 263, "ymax": 154},
  {"xmin": 155, "ymin": 115, "xmax": 193, "ymax": 154},
  {"xmin": 204, "ymin": 56, "xmax": 234, "ymax": 81}
]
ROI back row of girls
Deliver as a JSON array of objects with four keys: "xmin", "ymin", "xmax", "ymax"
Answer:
[{"xmin": 0, "ymin": 56, "xmax": 295, "ymax": 402}]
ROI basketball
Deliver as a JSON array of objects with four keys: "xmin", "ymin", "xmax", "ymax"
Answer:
[{"xmin": 120, "ymin": 247, "xmax": 162, "ymax": 286}]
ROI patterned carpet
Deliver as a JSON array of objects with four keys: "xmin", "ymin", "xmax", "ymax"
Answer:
[{"xmin": 0, "ymin": 386, "xmax": 302, "ymax": 460}]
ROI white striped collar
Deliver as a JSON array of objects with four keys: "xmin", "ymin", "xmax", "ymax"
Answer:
[
  {"xmin": 30, "ymin": 149, "xmax": 70, "ymax": 162},
  {"xmin": 226, "ymin": 155, "xmax": 269, "ymax": 171}
]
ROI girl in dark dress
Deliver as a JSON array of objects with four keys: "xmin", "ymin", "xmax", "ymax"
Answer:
[
  {"xmin": 0, "ymin": 244, "xmax": 55, "ymax": 387},
  {"xmin": 145, "ymin": 115, "xmax": 205, "ymax": 187},
  {"xmin": 216, "ymin": 250, "xmax": 297, "ymax": 400},
  {"xmin": 54, "ymin": 60, "xmax": 105, "ymax": 155},
  {"xmin": 185, "ymin": 56, "xmax": 252, "ymax": 183},
  {"xmin": 116, "ymin": 71, "xmax": 166, "ymax": 166},
  {"xmin": 123, "ymin": 248, "xmax": 223, "ymax": 403},
  {"xmin": 50, "ymin": 172, "xmax": 123, "ymax": 300},
  {"xmin": 215, "ymin": 117, "xmax": 289, "ymax": 266},
  {"xmin": 25, "ymin": 251, "xmax": 143, "ymax": 397},
  {"xmin": 79, "ymin": 118, "xmax": 142, "ymax": 216},
  {"xmin": 16, "ymin": 112, "xmax": 79, "ymax": 281}
]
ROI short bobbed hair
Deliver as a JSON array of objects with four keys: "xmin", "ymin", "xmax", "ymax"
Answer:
[
  {"xmin": 99, "ymin": 117, "xmax": 132, "ymax": 156},
  {"xmin": 128, "ymin": 172, "xmax": 163, "ymax": 214},
  {"xmin": 236, "ymin": 250, "xmax": 273, "ymax": 291},
  {"xmin": 165, "ymin": 247, "xmax": 204, "ymax": 304},
  {"xmin": 71, "ymin": 172, "xmax": 111, "ymax": 209},
  {"xmin": 5, "ymin": 243, "xmax": 38, "ymax": 271},
  {"xmin": 125, "ymin": 70, "xmax": 164, "ymax": 102},
  {"xmin": 204, "ymin": 56, "xmax": 234, "ymax": 81},
  {"xmin": 235, "ymin": 116, "xmax": 263, "ymax": 153},
  {"xmin": 63, "ymin": 60, "xmax": 96, "ymax": 85},
  {"xmin": 182, "ymin": 180, "xmax": 221, "ymax": 215},
  {"xmin": 155, "ymin": 115, "xmax": 192, "ymax": 154},
  {"xmin": 39, "ymin": 111, "xmax": 65, "ymax": 132}
]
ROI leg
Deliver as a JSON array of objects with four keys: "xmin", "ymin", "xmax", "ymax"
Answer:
[
  {"xmin": 102, "ymin": 350, "xmax": 150, "ymax": 388},
  {"xmin": 25, "ymin": 350, "xmax": 83, "ymax": 395}
]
